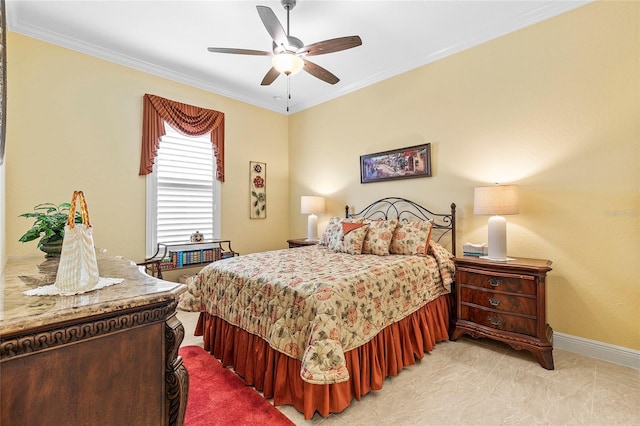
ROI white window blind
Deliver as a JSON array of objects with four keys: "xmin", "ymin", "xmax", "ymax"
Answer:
[{"xmin": 146, "ymin": 123, "xmax": 219, "ymax": 255}]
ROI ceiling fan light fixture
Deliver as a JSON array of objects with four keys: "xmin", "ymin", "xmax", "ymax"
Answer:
[
  {"xmin": 207, "ymin": 3, "xmax": 361, "ymax": 89},
  {"xmin": 272, "ymin": 53, "xmax": 304, "ymax": 76}
]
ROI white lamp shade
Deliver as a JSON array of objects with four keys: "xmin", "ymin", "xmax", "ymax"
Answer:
[
  {"xmin": 300, "ymin": 196, "xmax": 325, "ymax": 215},
  {"xmin": 474, "ymin": 185, "xmax": 520, "ymax": 215},
  {"xmin": 272, "ymin": 53, "xmax": 304, "ymax": 76}
]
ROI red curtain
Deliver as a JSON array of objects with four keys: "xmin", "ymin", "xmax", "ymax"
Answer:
[{"xmin": 139, "ymin": 94, "xmax": 225, "ymax": 181}]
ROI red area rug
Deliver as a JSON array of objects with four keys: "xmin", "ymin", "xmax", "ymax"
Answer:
[{"xmin": 179, "ymin": 345, "xmax": 295, "ymax": 426}]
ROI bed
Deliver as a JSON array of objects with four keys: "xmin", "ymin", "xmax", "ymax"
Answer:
[{"xmin": 178, "ymin": 197, "xmax": 457, "ymax": 419}]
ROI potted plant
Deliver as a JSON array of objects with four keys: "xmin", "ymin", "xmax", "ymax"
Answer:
[{"xmin": 19, "ymin": 202, "xmax": 81, "ymax": 257}]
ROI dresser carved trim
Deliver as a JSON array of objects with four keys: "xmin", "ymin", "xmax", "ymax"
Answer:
[
  {"xmin": 165, "ymin": 311, "xmax": 189, "ymax": 426},
  {"xmin": 1, "ymin": 302, "xmax": 177, "ymax": 358}
]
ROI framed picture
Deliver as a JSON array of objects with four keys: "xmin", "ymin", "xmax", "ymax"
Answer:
[
  {"xmin": 360, "ymin": 143, "xmax": 431, "ymax": 184},
  {"xmin": 250, "ymin": 161, "xmax": 266, "ymax": 219}
]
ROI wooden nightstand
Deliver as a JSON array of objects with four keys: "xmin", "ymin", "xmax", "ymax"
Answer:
[
  {"xmin": 287, "ymin": 238, "xmax": 319, "ymax": 248},
  {"xmin": 451, "ymin": 256, "xmax": 554, "ymax": 369}
]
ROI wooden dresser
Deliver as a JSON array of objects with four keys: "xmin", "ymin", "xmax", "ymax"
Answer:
[
  {"xmin": 451, "ymin": 256, "xmax": 554, "ymax": 369},
  {"xmin": 0, "ymin": 254, "xmax": 189, "ymax": 425}
]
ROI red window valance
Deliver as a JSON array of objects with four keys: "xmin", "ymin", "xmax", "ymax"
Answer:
[{"xmin": 139, "ymin": 94, "xmax": 225, "ymax": 181}]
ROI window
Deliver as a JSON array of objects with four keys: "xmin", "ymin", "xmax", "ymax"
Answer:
[{"xmin": 146, "ymin": 123, "xmax": 220, "ymax": 256}]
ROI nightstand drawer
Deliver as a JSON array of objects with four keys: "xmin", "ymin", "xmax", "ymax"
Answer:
[
  {"xmin": 459, "ymin": 287, "xmax": 537, "ymax": 316},
  {"xmin": 459, "ymin": 305, "xmax": 536, "ymax": 336},
  {"xmin": 457, "ymin": 268, "xmax": 536, "ymax": 296}
]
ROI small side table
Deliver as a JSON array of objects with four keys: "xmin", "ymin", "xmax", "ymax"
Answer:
[
  {"xmin": 451, "ymin": 255, "xmax": 554, "ymax": 369},
  {"xmin": 287, "ymin": 238, "xmax": 319, "ymax": 248}
]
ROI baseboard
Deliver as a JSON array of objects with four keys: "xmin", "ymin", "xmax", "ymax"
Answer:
[{"xmin": 554, "ymin": 332, "xmax": 640, "ymax": 370}]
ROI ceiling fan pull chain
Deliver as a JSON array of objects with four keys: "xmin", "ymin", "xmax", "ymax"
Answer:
[{"xmin": 287, "ymin": 77, "xmax": 291, "ymax": 112}]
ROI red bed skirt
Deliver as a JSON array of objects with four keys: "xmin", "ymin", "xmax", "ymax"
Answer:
[{"xmin": 195, "ymin": 294, "xmax": 452, "ymax": 419}]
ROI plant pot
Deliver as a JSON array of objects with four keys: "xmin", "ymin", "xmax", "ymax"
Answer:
[{"xmin": 40, "ymin": 238, "xmax": 64, "ymax": 258}]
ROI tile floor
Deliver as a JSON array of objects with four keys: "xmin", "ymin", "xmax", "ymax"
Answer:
[{"xmin": 177, "ymin": 310, "xmax": 639, "ymax": 425}]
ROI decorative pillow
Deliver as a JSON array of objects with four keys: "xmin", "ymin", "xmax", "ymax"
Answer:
[
  {"xmin": 328, "ymin": 222, "xmax": 370, "ymax": 255},
  {"xmin": 389, "ymin": 220, "xmax": 433, "ymax": 256},
  {"xmin": 320, "ymin": 217, "xmax": 364, "ymax": 247},
  {"xmin": 320, "ymin": 217, "xmax": 342, "ymax": 246},
  {"xmin": 361, "ymin": 219, "xmax": 398, "ymax": 256}
]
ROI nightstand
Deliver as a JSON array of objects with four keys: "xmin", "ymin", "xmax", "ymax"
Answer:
[
  {"xmin": 451, "ymin": 256, "xmax": 554, "ymax": 369},
  {"xmin": 287, "ymin": 238, "xmax": 319, "ymax": 248}
]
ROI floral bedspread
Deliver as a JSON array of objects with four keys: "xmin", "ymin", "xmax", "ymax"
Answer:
[{"xmin": 178, "ymin": 241, "xmax": 455, "ymax": 385}]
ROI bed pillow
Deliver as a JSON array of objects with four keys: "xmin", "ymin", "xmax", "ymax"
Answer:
[
  {"xmin": 320, "ymin": 217, "xmax": 342, "ymax": 246},
  {"xmin": 320, "ymin": 217, "xmax": 364, "ymax": 247},
  {"xmin": 389, "ymin": 220, "xmax": 433, "ymax": 256},
  {"xmin": 361, "ymin": 219, "xmax": 398, "ymax": 256},
  {"xmin": 328, "ymin": 222, "xmax": 370, "ymax": 255}
]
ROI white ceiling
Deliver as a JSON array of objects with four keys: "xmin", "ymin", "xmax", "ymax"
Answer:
[{"xmin": 7, "ymin": 0, "xmax": 590, "ymax": 114}]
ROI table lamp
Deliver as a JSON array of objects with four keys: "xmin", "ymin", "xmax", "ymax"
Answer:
[
  {"xmin": 474, "ymin": 185, "xmax": 519, "ymax": 261},
  {"xmin": 301, "ymin": 196, "xmax": 325, "ymax": 241}
]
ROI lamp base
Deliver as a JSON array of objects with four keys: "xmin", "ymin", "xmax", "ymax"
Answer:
[
  {"xmin": 307, "ymin": 214, "xmax": 318, "ymax": 241},
  {"xmin": 487, "ymin": 215, "xmax": 511, "ymax": 260}
]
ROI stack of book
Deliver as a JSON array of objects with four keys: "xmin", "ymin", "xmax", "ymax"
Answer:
[
  {"xmin": 159, "ymin": 257, "xmax": 175, "ymax": 271},
  {"xmin": 170, "ymin": 247, "xmax": 222, "ymax": 268},
  {"xmin": 463, "ymin": 242, "xmax": 488, "ymax": 257},
  {"xmin": 154, "ymin": 241, "xmax": 237, "ymax": 270}
]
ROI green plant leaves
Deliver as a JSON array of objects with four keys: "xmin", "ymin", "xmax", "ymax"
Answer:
[{"xmin": 18, "ymin": 202, "xmax": 80, "ymax": 244}]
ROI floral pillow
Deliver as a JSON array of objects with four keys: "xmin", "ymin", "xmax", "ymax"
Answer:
[
  {"xmin": 328, "ymin": 222, "xmax": 370, "ymax": 255},
  {"xmin": 320, "ymin": 217, "xmax": 364, "ymax": 247},
  {"xmin": 361, "ymin": 219, "xmax": 398, "ymax": 256},
  {"xmin": 389, "ymin": 220, "xmax": 433, "ymax": 256},
  {"xmin": 320, "ymin": 217, "xmax": 342, "ymax": 246}
]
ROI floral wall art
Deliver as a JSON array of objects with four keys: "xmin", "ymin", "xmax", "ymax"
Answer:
[{"xmin": 250, "ymin": 161, "xmax": 266, "ymax": 219}]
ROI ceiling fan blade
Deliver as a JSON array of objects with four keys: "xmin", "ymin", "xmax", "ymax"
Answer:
[
  {"xmin": 260, "ymin": 67, "xmax": 281, "ymax": 86},
  {"xmin": 207, "ymin": 47, "xmax": 272, "ymax": 56},
  {"xmin": 303, "ymin": 59, "xmax": 340, "ymax": 85},
  {"xmin": 256, "ymin": 5, "xmax": 288, "ymax": 49},
  {"xmin": 298, "ymin": 36, "xmax": 362, "ymax": 56}
]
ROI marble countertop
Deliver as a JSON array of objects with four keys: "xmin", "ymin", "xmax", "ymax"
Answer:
[{"xmin": 1, "ymin": 254, "xmax": 186, "ymax": 336}]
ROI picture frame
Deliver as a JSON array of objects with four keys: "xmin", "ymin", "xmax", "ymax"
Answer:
[
  {"xmin": 249, "ymin": 161, "xmax": 266, "ymax": 219},
  {"xmin": 360, "ymin": 143, "xmax": 431, "ymax": 184}
]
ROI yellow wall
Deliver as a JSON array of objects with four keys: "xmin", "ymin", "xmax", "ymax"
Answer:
[
  {"xmin": 5, "ymin": 32, "xmax": 290, "ymax": 263},
  {"xmin": 1, "ymin": 161, "xmax": 5, "ymax": 269},
  {"xmin": 2, "ymin": 2, "xmax": 638, "ymax": 351},
  {"xmin": 289, "ymin": 2, "xmax": 639, "ymax": 350}
]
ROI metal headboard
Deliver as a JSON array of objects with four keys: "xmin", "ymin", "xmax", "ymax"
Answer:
[{"xmin": 345, "ymin": 197, "xmax": 457, "ymax": 255}]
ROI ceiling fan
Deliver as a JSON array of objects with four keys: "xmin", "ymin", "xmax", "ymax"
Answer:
[{"xmin": 207, "ymin": 0, "xmax": 362, "ymax": 86}]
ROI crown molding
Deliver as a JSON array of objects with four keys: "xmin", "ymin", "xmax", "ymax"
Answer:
[
  {"xmin": 8, "ymin": 1, "xmax": 590, "ymax": 115},
  {"xmin": 289, "ymin": 1, "xmax": 591, "ymax": 113},
  {"xmin": 6, "ymin": 6, "xmax": 284, "ymax": 114}
]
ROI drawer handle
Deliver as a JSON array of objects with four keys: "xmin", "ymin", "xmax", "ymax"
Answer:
[
  {"xmin": 488, "ymin": 297, "xmax": 501, "ymax": 307},
  {"xmin": 488, "ymin": 316, "xmax": 502, "ymax": 326},
  {"xmin": 488, "ymin": 277, "xmax": 502, "ymax": 287}
]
